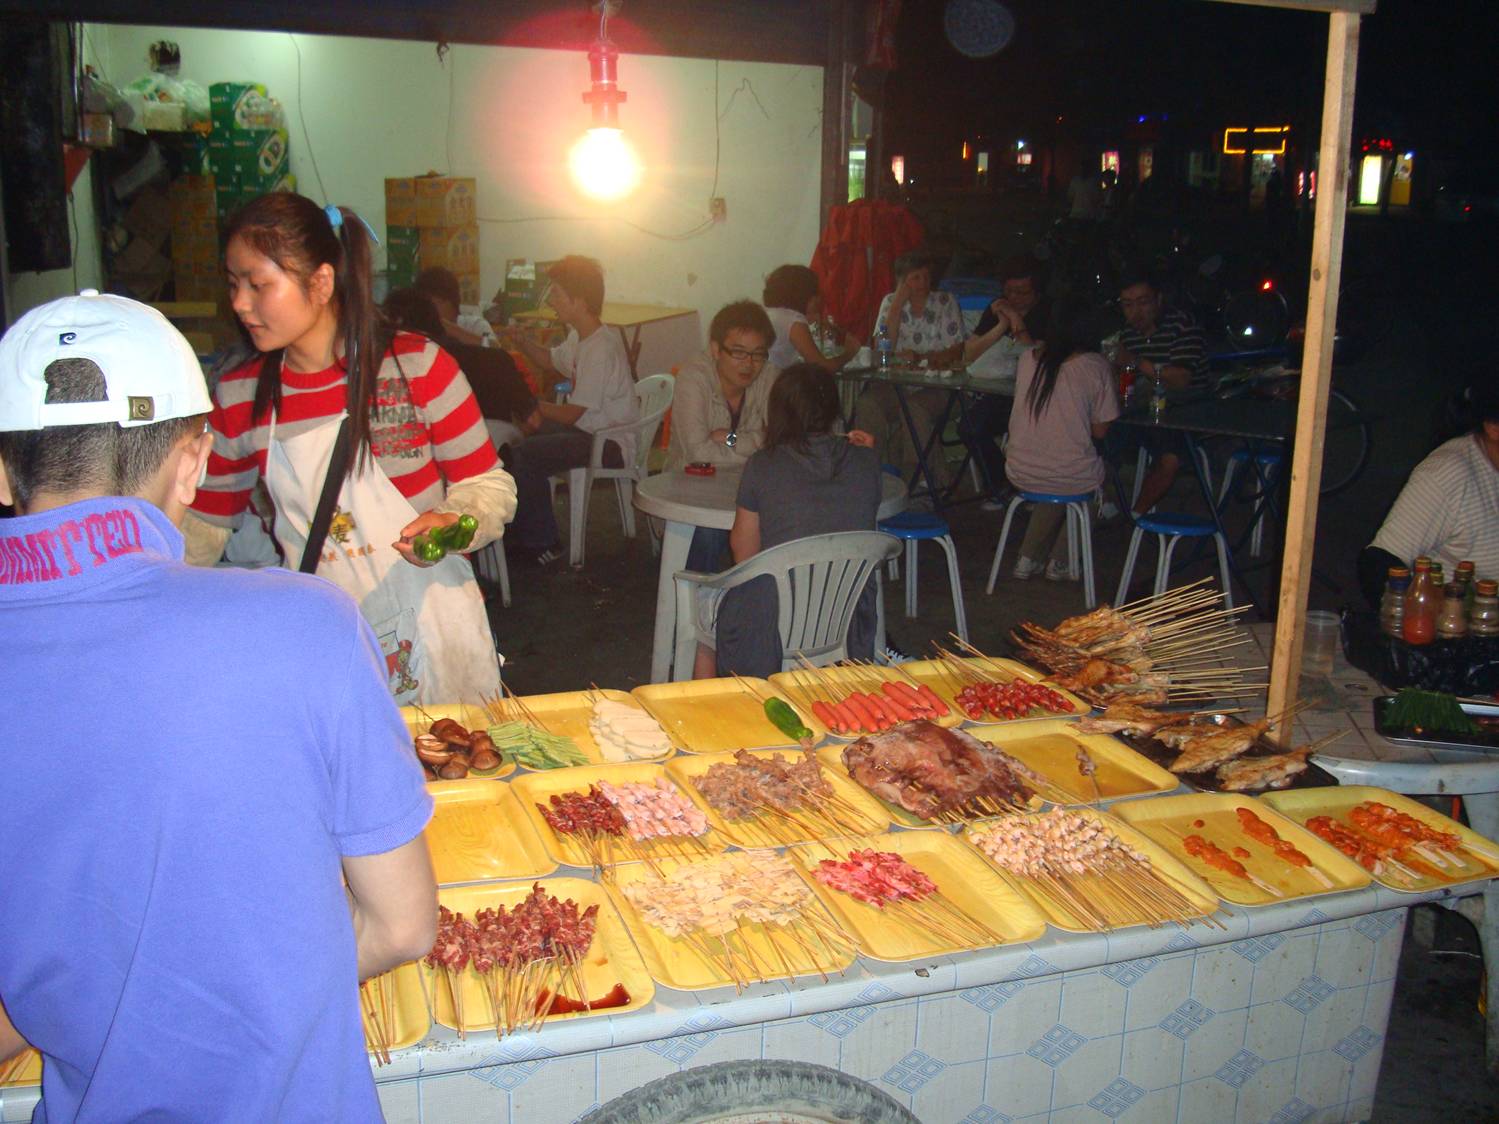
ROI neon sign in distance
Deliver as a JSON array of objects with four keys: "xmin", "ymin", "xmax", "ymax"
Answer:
[{"xmin": 570, "ymin": 127, "xmax": 642, "ymax": 201}]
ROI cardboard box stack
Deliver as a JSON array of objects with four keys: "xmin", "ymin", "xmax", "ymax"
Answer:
[
  {"xmin": 385, "ymin": 175, "xmax": 479, "ymax": 303},
  {"xmin": 207, "ymin": 82, "xmax": 296, "ymax": 225},
  {"xmin": 168, "ymin": 175, "xmax": 220, "ymax": 301},
  {"xmin": 111, "ymin": 186, "xmax": 174, "ymax": 301}
]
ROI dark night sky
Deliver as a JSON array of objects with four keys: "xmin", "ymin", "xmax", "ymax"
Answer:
[{"xmin": 884, "ymin": 0, "xmax": 1499, "ymax": 165}]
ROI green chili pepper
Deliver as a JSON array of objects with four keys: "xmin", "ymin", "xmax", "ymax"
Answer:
[
  {"xmin": 764, "ymin": 696, "xmax": 814, "ymax": 744},
  {"xmin": 411, "ymin": 514, "xmax": 479, "ymax": 563}
]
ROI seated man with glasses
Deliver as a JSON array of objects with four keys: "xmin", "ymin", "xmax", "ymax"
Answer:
[
  {"xmin": 1110, "ymin": 268, "xmax": 1206, "ymax": 515},
  {"xmin": 666, "ymin": 301, "xmax": 783, "ymax": 571},
  {"xmin": 508, "ymin": 255, "xmax": 639, "ymax": 565}
]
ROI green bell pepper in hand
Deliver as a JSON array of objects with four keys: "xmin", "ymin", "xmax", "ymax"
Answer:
[{"xmin": 410, "ymin": 513, "xmax": 479, "ymax": 564}]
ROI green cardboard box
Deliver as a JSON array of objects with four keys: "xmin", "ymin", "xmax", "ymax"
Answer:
[{"xmin": 209, "ymin": 81, "xmax": 269, "ymax": 132}]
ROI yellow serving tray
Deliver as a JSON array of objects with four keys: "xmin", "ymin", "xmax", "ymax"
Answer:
[
  {"xmin": 426, "ymin": 878, "xmax": 653, "ymax": 1033},
  {"xmin": 966, "ymin": 719, "xmax": 1180, "ymax": 804},
  {"xmin": 1112, "ymin": 792, "xmax": 1371, "ymax": 905},
  {"xmin": 0, "ymin": 1048, "xmax": 40, "ymax": 1088},
  {"xmin": 511, "ymin": 762, "xmax": 724, "ymax": 868},
  {"xmin": 631, "ymin": 677, "xmax": 829, "ymax": 753},
  {"xmin": 897, "ymin": 656, "xmax": 1089, "ymax": 725},
  {"xmin": 788, "ymin": 831, "xmax": 1047, "ymax": 960},
  {"xmin": 815, "ymin": 742, "xmax": 1039, "ymax": 829},
  {"xmin": 362, "ymin": 961, "xmax": 429, "ymax": 1057},
  {"xmin": 769, "ymin": 664, "xmax": 963, "ymax": 735},
  {"xmin": 1261, "ymin": 785, "xmax": 1499, "ymax": 893},
  {"xmin": 963, "ymin": 808, "xmax": 1221, "ymax": 932},
  {"xmin": 606, "ymin": 856, "xmax": 855, "ymax": 990},
  {"xmin": 506, "ymin": 689, "xmax": 675, "ymax": 764},
  {"xmin": 425, "ymin": 781, "xmax": 555, "ymax": 885},
  {"xmin": 666, "ymin": 748, "xmax": 891, "ymax": 848},
  {"xmin": 401, "ymin": 702, "xmax": 518, "ymax": 782}
]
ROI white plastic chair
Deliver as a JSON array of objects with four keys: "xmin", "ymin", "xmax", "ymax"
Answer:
[
  {"xmin": 673, "ymin": 530, "xmax": 902, "ymax": 674},
  {"xmin": 551, "ymin": 373, "xmax": 674, "ymax": 569},
  {"xmin": 472, "ymin": 539, "xmax": 511, "ymax": 608}
]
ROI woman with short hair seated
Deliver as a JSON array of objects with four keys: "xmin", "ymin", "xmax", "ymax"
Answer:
[
  {"xmin": 694, "ymin": 363, "xmax": 881, "ymax": 678},
  {"xmin": 762, "ymin": 263, "xmax": 861, "ymax": 373}
]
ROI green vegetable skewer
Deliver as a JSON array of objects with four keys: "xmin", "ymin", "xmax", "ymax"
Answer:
[{"xmin": 411, "ymin": 513, "xmax": 479, "ymax": 563}]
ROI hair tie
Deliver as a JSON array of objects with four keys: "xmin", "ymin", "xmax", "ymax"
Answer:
[{"xmin": 324, "ymin": 203, "xmax": 381, "ymax": 247}]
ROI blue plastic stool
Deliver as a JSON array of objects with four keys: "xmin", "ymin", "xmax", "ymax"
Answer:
[
  {"xmin": 1115, "ymin": 511, "xmax": 1234, "ymax": 607},
  {"xmin": 986, "ymin": 491, "xmax": 1096, "ymax": 608},
  {"xmin": 877, "ymin": 511, "xmax": 969, "ymax": 642},
  {"xmin": 1216, "ymin": 448, "xmax": 1284, "ymax": 557}
]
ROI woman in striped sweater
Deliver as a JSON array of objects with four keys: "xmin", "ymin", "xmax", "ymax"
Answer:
[{"xmin": 184, "ymin": 192, "xmax": 515, "ymax": 705}]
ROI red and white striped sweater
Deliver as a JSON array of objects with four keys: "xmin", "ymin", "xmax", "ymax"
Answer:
[{"xmin": 193, "ymin": 332, "xmax": 499, "ymax": 526}]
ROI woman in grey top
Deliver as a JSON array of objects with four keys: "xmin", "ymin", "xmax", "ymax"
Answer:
[{"xmin": 697, "ymin": 363, "xmax": 882, "ymax": 678}]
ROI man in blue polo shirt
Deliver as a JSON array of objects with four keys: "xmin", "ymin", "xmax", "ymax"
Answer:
[{"xmin": 0, "ymin": 292, "xmax": 437, "ymax": 1121}]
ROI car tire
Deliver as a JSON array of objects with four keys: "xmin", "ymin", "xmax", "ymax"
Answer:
[{"xmin": 580, "ymin": 1059, "xmax": 921, "ymax": 1124}]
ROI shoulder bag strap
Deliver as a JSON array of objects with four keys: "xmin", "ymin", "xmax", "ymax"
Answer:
[{"xmin": 298, "ymin": 412, "xmax": 354, "ymax": 573}]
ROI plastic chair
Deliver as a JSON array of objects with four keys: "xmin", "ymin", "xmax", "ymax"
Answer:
[
  {"xmin": 551, "ymin": 373, "xmax": 675, "ymax": 569},
  {"xmin": 1216, "ymin": 448, "xmax": 1283, "ymax": 557},
  {"xmin": 986, "ymin": 491, "xmax": 1097, "ymax": 609},
  {"xmin": 878, "ymin": 511, "xmax": 968, "ymax": 642},
  {"xmin": 472, "ymin": 539, "xmax": 512, "ymax": 608},
  {"xmin": 673, "ymin": 530, "xmax": 902, "ymax": 672},
  {"xmin": 1115, "ymin": 511, "xmax": 1234, "ymax": 607}
]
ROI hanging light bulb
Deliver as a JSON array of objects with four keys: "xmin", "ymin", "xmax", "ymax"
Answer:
[{"xmin": 572, "ymin": 3, "xmax": 640, "ymax": 201}]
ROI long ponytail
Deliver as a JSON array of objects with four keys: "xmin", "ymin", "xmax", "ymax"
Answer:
[{"xmin": 225, "ymin": 192, "xmax": 390, "ymax": 471}]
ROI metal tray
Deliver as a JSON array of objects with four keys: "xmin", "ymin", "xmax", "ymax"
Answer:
[
  {"xmin": 1113, "ymin": 712, "xmax": 1340, "ymax": 795},
  {"xmin": 1371, "ymin": 696, "xmax": 1499, "ymax": 754}
]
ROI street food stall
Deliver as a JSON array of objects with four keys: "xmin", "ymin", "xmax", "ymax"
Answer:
[{"xmin": 5, "ymin": 585, "xmax": 1489, "ymax": 1123}]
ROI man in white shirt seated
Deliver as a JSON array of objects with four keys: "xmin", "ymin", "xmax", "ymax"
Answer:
[
  {"xmin": 508, "ymin": 256, "xmax": 639, "ymax": 565},
  {"xmin": 1359, "ymin": 380, "xmax": 1499, "ymax": 605}
]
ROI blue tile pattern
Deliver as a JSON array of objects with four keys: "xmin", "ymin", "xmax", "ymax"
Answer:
[
  {"xmin": 881, "ymin": 1049, "xmax": 947, "ymax": 1093},
  {"xmin": 485, "ymin": 1038, "xmax": 560, "ymax": 1065},
  {"xmin": 1267, "ymin": 1096, "xmax": 1317, "ymax": 1124},
  {"xmin": 1164, "ymin": 931, "xmax": 1200, "ymax": 952},
  {"xmin": 1282, "ymin": 975, "xmax": 1336, "ymax": 1014},
  {"xmin": 959, "ymin": 1108, "xmax": 1012, "ymax": 1124},
  {"xmin": 1102, "ymin": 957, "xmax": 1158, "ymax": 988},
  {"xmin": 1334, "ymin": 1025, "xmax": 1382, "ymax": 1061},
  {"xmin": 1214, "ymin": 1048, "xmax": 1266, "ymax": 1089},
  {"xmin": 1088, "ymin": 1076, "xmax": 1146, "ymax": 1118},
  {"xmin": 809, "ymin": 1004, "xmax": 879, "ymax": 1038},
  {"xmin": 961, "ymin": 981, "xmax": 1024, "ymax": 1011},
  {"xmin": 644, "ymin": 1028, "xmax": 720, "ymax": 1063},
  {"xmin": 1231, "ymin": 933, "xmax": 1287, "ymax": 962},
  {"xmin": 1026, "ymin": 1023, "xmax": 1086, "ymax": 1067},
  {"xmin": 1355, "ymin": 912, "xmax": 1401, "ymax": 941},
  {"xmin": 1297, "ymin": 907, "xmax": 1330, "ymax": 926},
  {"xmin": 1159, "ymin": 999, "xmax": 1216, "ymax": 1039},
  {"xmin": 471, "ymin": 1056, "xmax": 548, "ymax": 1090},
  {"xmin": 1008, "ymin": 954, "xmax": 1058, "ymax": 979}
]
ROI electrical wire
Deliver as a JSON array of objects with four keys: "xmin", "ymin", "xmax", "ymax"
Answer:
[
  {"xmin": 440, "ymin": 41, "xmax": 456, "ymax": 175},
  {"xmin": 287, "ymin": 33, "xmax": 329, "ymax": 202}
]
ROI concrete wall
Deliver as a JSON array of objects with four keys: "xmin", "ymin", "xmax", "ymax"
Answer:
[{"xmin": 94, "ymin": 26, "xmax": 824, "ymax": 357}]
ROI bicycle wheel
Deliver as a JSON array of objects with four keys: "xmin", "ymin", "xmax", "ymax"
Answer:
[
  {"xmin": 1320, "ymin": 387, "xmax": 1371, "ymax": 496},
  {"xmin": 1223, "ymin": 288, "xmax": 1290, "ymax": 351}
]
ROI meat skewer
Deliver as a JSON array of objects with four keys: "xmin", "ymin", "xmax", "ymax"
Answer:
[
  {"xmin": 1178, "ymin": 832, "xmax": 1283, "ymax": 897},
  {"xmin": 809, "ymin": 848, "xmax": 1003, "ymax": 948},
  {"xmin": 1235, "ymin": 807, "xmax": 1335, "ymax": 888},
  {"xmin": 1303, "ymin": 816, "xmax": 1420, "ymax": 883}
]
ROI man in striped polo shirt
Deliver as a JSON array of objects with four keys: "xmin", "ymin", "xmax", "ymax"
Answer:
[{"xmin": 1115, "ymin": 270, "xmax": 1207, "ymax": 515}]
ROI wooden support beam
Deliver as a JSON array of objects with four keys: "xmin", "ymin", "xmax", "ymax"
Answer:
[{"xmin": 1266, "ymin": 8, "xmax": 1360, "ymax": 744}]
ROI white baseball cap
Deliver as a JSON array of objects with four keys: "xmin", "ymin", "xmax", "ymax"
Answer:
[{"xmin": 0, "ymin": 290, "xmax": 212, "ymax": 431}]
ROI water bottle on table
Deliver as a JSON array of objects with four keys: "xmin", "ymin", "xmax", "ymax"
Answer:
[
  {"xmin": 876, "ymin": 322, "xmax": 893, "ymax": 370},
  {"xmin": 1149, "ymin": 374, "xmax": 1167, "ymax": 422}
]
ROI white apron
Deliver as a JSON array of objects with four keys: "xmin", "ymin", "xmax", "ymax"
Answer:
[{"xmin": 266, "ymin": 410, "xmax": 501, "ymax": 707}]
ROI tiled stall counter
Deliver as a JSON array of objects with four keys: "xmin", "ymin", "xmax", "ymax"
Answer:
[
  {"xmin": 393, "ymin": 885, "xmax": 1434, "ymax": 1124},
  {"xmin": 0, "ymin": 888, "xmax": 1444, "ymax": 1124}
]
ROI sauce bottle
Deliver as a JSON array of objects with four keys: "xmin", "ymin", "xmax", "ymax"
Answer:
[
  {"xmin": 1470, "ymin": 580, "xmax": 1499, "ymax": 638},
  {"xmin": 1437, "ymin": 583, "xmax": 1469, "ymax": 640},
  {"xmin": 1379, "ymin": 567, "xmax": 1411, "ymax": 639},
  {"xmin": 1402, "ymin": 559, "xmax": 1438, "ymax": 645}
]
